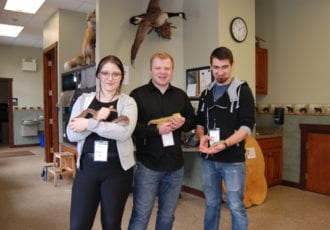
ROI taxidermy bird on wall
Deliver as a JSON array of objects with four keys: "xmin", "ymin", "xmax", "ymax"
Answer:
[
  {"xmin": 129, "ymin": 0, "xmax": 186, "ymax": 66},
  {"xmin": 64, "ymin": 11, "xmax": 96, "ymax": 70}
]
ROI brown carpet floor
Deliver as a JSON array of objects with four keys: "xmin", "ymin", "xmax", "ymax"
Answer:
[
  {"xmin": 0, "ymin": 150, "xmax": 35, "ymax": 158},
  {"xmin": 0, "ymin": 145, "xmax": 329, "ymax": 229}
]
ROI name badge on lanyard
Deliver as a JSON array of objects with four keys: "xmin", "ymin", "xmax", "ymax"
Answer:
[
  {"xmin": 209, "ymin": 128, "xmax": 220, "ymax": 146},
  {"xmin": 94, "ymin": 140, "xmax": 108, "ymax": 162},
  {"xmin": 162, "ymin": 132, "xmax": 175, "ymax": 147}
]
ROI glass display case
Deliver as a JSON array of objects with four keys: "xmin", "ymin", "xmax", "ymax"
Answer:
[{"xmin": 61, "ymin": 64, "xmax": 96, "ymax": 144}]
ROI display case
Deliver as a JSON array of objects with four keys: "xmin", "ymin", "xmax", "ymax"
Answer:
[{"xmin": 61, "ymin": 64, "xmax": 96, "ymax": 144}]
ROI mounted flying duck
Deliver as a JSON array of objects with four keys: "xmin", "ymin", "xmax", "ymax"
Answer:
[{"xmin": 129, "ymin": 0, "xmax": 186, "ymax": 66}]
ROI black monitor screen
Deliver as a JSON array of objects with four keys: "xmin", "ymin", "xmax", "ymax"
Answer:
[{"xmin": 62, "ymin": 73, "xmax": 79, "ymax": 91}]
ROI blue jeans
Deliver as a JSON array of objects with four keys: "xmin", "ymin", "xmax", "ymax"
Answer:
[
  {"xmin": 200, "ymin": 158, "xmax": 247, "ymax": 230},
  {"xmin": 128, "ymin": 161, "xmax": 184, "ymax": 230}
]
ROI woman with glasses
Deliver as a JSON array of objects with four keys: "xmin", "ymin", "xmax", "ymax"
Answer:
[{"xmin": 67, "ymin": 55, "xmax": 137, "ymax": 230}]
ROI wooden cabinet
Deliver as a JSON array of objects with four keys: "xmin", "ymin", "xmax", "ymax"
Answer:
[
  {"xmin": 300, "ymin": 124, "xmax": 330, "ymax": 195},
  {"xmin": 256, "ymin": 47, "xmax": 268, "ymax": 94},
  {"xmin": 257, "ymin": 136, "xmax": 283, "ymax": 186}
]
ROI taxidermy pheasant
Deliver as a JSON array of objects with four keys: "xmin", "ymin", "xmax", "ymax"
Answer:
[{"xmin": 130, "ymin": 0, "xmax": 186, "ymax": 66}]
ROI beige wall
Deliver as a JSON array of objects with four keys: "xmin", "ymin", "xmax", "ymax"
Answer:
[
  {"xmin": 58, "ymin": 10, "xmax": 87, "ymax": 74},
  {"xmin": 183, "ymin": 0, "xmax": 255, "ymax": 96},
  {"xmin": 42, "ymin": 9, "xmax": 88, "ymax": 142},
  {"xmin": 5, "ymin": 0, "xmax": 330, "ymax": 108},
  {"xmin": 97, "ymin": 0, "xmax": 185, "ymax": 93},
  {"xmin": 44, "ymin": 11, "xmax": 92, "ymax": 96},
  {"xmin": 256, "ymin": 0, "xmax": 330, "ymax": 104},
  {"xmin": 43, "ymin": 9, "xmax": 87, "ymax": 82},
  {"xmin": 0, "ymin": 45, "xmax": 43, "ymax": 107},
  {"xmin": 43, "ymin": 12, "xmax": 59, "ymax": 49},
  {"xmin": 218, "ymin": 0, "xmax": 255, "ymax": 93},
  {"xmin": 183, "ymin": 0, "xmax": 218, "ymax": 69}
]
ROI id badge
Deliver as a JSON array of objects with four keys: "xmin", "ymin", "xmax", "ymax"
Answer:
[
  {"xmin": 209, "ymin": 128, "xmax": 220, "ymax": 146},
  {"xmin": 162, "ymin": 132, "xmax": 175, "ymax": 147},
  {"xmin": 94, "ymin": 140, "xmax": 108, "ymax": 162}
]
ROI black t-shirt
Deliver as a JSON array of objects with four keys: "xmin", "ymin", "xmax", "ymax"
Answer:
[{"xmin": 82, "ymin": 97, "xmax": 119, "ymax": 155}]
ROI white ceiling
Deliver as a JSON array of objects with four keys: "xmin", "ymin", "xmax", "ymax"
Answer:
[{"xmin": 0, "ymin": 0, "xmax": 96, "ymax": 48}]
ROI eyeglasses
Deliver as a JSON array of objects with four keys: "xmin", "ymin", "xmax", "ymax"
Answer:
[{"xmin": 99, "ymin": 71, "xmax": 122, "ymax": 80}]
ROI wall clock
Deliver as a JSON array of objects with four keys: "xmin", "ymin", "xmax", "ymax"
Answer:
[{"xmin": 230, "ymin": 17, "xmax": 248, "ymax": 42}]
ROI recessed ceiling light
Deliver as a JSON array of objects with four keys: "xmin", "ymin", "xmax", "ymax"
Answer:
[
  {"xmin": 0, "ymin": 24, "xmax": 24, "ymax": 37},
  {"xmin": 4, "ymin": 0, "xmax": 45, "ymax": 14}
]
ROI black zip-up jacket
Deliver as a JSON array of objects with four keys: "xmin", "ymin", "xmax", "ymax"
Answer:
[
  {"xmin": 196, "ymin": 77, "xmax": 255, "ymax": 162},
  {"xmin": 130, "ymin": 80, "xmax": 197, "ymax": 171}
]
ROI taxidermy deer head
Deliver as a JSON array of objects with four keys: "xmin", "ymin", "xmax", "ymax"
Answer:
[{"xmin": 129, "ymin": 0, "xmax": 186, "ymax": 66}]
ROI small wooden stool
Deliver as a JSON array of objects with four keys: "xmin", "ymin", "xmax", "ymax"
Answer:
[{"xmin": 47, "ymin": 152, "xmax": 76, "ymax": 186}]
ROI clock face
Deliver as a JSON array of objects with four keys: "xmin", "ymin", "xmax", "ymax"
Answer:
[{"xmin": 230, "ymin": 17, "xmax": 248, "ymax": 42}]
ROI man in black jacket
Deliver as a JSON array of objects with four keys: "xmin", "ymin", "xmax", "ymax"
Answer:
[
  {"xmin": 196, "ymin": 47, "xmax": 255, "ymax": 230},
  {"xmin": 128, "ymin": 52, "xmax": 196, "ymax": 230}
]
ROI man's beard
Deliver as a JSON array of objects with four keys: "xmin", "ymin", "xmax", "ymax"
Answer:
[{"xmin": 216, "ymin": 77, "xmax": 227, "ymax": 84}]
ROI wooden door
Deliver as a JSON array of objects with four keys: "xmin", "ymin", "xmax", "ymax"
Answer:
[
  {"xmin": 43, "ymin": 43, "xmax": 59, "ymax": 162},
  {"xmin": 300, "ymin": 124, "xmax": 330, "ymax": 195},
  {"xmin": 306, "ymin": 133, "xmax": 330, "ymax": 194},
  {"xmin": 0, "ymin": 78, "xmax": 13, "ymax": 147}
]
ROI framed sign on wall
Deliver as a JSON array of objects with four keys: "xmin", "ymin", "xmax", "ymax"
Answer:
[{"xmin": 186, "ymin": 66, "xmax": 213, "ymax": 100}]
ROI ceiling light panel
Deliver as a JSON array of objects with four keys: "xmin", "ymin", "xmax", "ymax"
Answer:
[
  {"xmin": 0, "ymin": 24, "xmax": 24, "ymax": 37},
  {"xmin": 4, "ymin": 0, "xmax": 45, "ymax": 14}
]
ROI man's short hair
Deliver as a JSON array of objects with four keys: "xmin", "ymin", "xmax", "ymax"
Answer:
[
  {"xmin": 150, "ymin": 52, "xmax": 174, "ymax": 70},
  {"xmin": 210, "ymin": 47, "xmax": 234, "ymax": 64}
]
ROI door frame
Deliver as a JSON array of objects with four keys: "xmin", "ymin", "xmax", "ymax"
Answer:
[{"xmin": 43, "ymin": 42, "xmax": 59, "ymax": 162}]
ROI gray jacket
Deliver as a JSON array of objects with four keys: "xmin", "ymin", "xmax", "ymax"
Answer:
[{"xmin": 66, "ymin": 92, "xmax": 137, "ymax": 170}]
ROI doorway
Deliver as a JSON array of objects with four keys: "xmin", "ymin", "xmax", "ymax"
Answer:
[
  {"xmin": 300, "ymin": 124, "xmax": 330, "ymax": 195},
  {"xmin": 43, "ymin": 43, "xmax": 59, "ymax": 162},
  {"xmin": 0, "ymin": 78, "xmax": 13, "ymax": 147}
]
